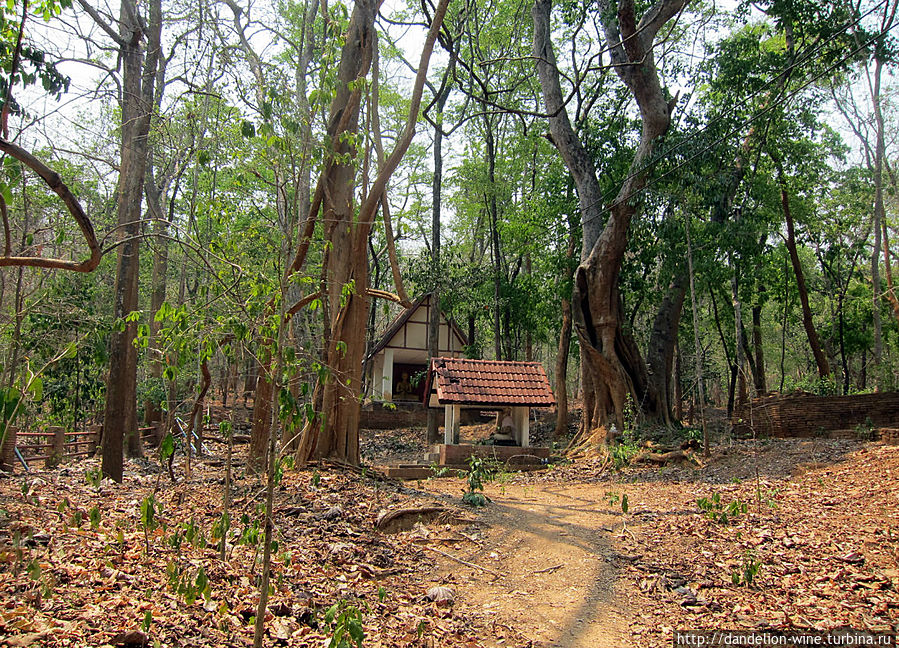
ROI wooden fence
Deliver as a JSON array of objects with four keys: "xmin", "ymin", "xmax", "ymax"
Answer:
[
  {"xmin": 0, "ymin": 425, "xmax": 102, "ymax": 471},
  {"xmin": 0, "ymin": 419, "xmax": 212, "ymax": 473}
]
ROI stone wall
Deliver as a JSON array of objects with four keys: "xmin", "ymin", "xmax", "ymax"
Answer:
[{"xmin": 733, "ymin": 391, "xmax": 899, "ymax": 438}]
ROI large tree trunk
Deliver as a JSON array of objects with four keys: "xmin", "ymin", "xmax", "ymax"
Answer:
[
  {"xmin": 645, "ymin": 275, "xmax": 688, "ymax": 425},
  {"xmin": 872, "ymin": 55, "xmax": 899, "ymax": 334},
  {"xmin": 533, "ymin": 0, "xmax": 688, "ymax": 431},
  {"xmin": 100, "ymin": 0, "xmax": 161, "ymax": 481},
  {"xmin": 484, "ymin": 115, "xmax": 503, "ymax": 361},
  {"xmin": 144, "ymin": 43, "xmax": 175, "ymax": 427},
  {"xmin": 752, "ymin": 298, "xmax": 767, "ymax": 394},
  {"xmin": 291, "ymin": 0, "xmax": 447, "ymax": 463},
  {"xmin": 303, "ymin": 0, "xmax": 379, "ymax": 462}
]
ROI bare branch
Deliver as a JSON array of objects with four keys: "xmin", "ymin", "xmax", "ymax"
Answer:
[
  {"xmin": 0, "ymin": 137, "xmax": 100, "ymax": 272},
  {"xmin": 75, "ymin": 0, "xmax": 127, "ymax": 47}
]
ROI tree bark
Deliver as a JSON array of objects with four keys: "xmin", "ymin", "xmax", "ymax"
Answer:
[
  {"xmin": 294, "ymin": 0, "xmax": 449, "ymax": 463},
  {"xmin": 553, "ymin": 209, "xmax": 577, "ymax": 439},
  {"xmin": 144, "ymin": 39, "xmax": 175, "ymax": 427},
  {"xmin": 645, "ymin": 274, "xmax": 688, "ymax": 425},
  {"xmin": 773, "ymin": 155, "xmax": 830, "ymax": 380},
  {"xmin": 484, "ymin": 116, "xmax": 503, "ymax": 360},
  {"xmin": 533, "ymin": 0, "xmax": 688, "ymax": 431},
  {"xmin": 427, "ymin": 71, "xmax": 453, "ymax": 445},
  {"xmin": 752, "ymin": 297, "xmax": 766, "ymax": 394},
  {"xmin": 99, "ymin": 0, "xmax": 160, "ymax": 480}
]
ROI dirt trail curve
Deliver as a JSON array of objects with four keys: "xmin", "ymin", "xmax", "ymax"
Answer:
[{"xmin": 423, "ymin": 481, "xmax": 631, "ymax": 647}]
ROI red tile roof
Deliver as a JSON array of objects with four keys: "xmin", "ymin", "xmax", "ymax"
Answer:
[{"xmin": 423, "ymin": 357, "xmax": 555, "ymax": 407}]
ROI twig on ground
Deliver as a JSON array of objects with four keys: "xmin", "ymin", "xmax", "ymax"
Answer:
[
  {"xmin": 422, "ymin": 545, "xmax": 504, "ymax": 578},
  {"xmin": 533, "ymin": 563, "xmax": 564, "ymax": 574}
]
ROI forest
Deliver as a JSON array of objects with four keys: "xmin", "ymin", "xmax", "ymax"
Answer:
[{"xmin": 0, "ymin": 0, "xmax": 898, "ymax": 645}]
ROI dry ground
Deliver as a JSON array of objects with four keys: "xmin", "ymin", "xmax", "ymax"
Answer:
[
  {"xmin": 418, "ymin": 438, "xmax": 899, "ymax": 647},
  {"xmin": 1, "ymin": 435, "xmax": 897, "ymax": 647}
]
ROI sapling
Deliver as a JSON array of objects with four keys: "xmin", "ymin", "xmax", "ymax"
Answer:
[
  {"xmin": 139, "ymin": 495, "xmax": 157, "ymax": 553},
  {"xmin": 220, "ymin": 417, "xmax": 234, "ymax": 561}
]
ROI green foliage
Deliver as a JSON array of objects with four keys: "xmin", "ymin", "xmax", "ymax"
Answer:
[
  {"xmin": 88, "ymin": 506, "xmax": 100, "ymax": 531},
  {"xmin": 139, "ymin": 495, "xmax": 158, "ymax": 552},
  {"xmin": 854, "ymin": 417, "xmax": 876, "ymax": 441},
  {"xmin": 697, "ymin": 492, "xmax": 748, "ymax": 525},
  {"xmin": 731, "ymin": 549, "xmax": 762, "ymax": 587},
  {"xmin": 460, "ymin": 455, "xmax": 502, "ymax": 506},
  {"xmin": 182, "ymin": 517, "xmax": 207, "ymax": 549},
  {"xmin": 159, "ymin": 432, "xmax": 175, "ymax": 463},
  {"xmin": 84, "ymin": 467, "xmax": 102, "ymax": 488},
  {"xmin": 324, "ymin": 599, "xmax": 365, "ymax": 648},
  {"xmin": 610, "ymin": 437, "xmax": 640, "ymax": 470},
  {"xmin": 462, "ymin": 492, "xmax": 488, "ymax": 507},
  {"xmin": 166, "ymin": 562, "xmax": 211, "ymax": 605},
  {"xmin": 605, "ymin": 491, "xmax": 629, "ymax": 514}
]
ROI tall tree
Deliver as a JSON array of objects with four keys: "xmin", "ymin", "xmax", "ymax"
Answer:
[
  {"xmin": 77, "ymin": 0, "xmax": 162, "ymax": 481},
  {"xmin": 294, "ymin": 0, "xmax": 449, "ymax": 463},
  {"xmin": 533, "ymin": 0, "xmax": 688, "ymax": 431}
]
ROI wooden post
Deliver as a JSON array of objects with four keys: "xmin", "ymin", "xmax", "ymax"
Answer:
[
  {"xmin": 46, "ymin": 426, "xmax": 65, "ymax": 468},
  {"xmin": 0, "ymin": 426, "xmax": 17, "ymax": 473},
  {"xmin": 89, "ymin": 424, "xmax": 102, "ymax": 454},
  {"xmin": 443, "ymin": 404, "xmax": 460, "ymax": 444}
]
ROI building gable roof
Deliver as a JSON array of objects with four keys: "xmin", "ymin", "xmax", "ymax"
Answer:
[
  {"xmin": 423, "ymin": 357, "xmax": 556, "ymax": 407},
  {"xmin": 366, "ymin": 294, "xmax": 467, "ymax": 360}
]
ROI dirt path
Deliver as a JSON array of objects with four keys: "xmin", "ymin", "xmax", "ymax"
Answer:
[{"xmin": 422, "ymin": 480, "xmax": 631, "ymax": 647}]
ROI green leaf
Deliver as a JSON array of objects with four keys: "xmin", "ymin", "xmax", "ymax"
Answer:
[
  {"xmin": 140, "ymin": 496, "xmax": 156, "ymax": 530},
  {"xmin": 324, "ymin": 603, "xmax": 338, "ymax": 625},
  {"xmin": 348, "ymin": 618, "xmax": 364, "ymax": 645},
  {"xmin": 159, "ymin": 432, "xmax": 174, "ymax": 461},
  {"xmin": 26, "ymin": 559, "xmax": 41, "ymax": 581},
  {"xmin": 195, "ymin": 566, "xmax": 208, "ymax": 594},
  {"xmin": 27, "ymin": 377, "xmax": 42, "ymax": 401},
  {"xmin": 621, "ymin": 493, "xmax": 629, "ymax": 514},
  {"xmin": 241, "ymin": 120, "xmax": 256, "ymax": 138}
]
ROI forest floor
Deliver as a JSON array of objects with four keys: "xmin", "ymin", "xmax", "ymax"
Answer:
[
  {"xmin": 1, "ymin": 429, "xmax": 898, "ymax": 647},
  {"xmin": 419, "ymin": 437, "xmax": 899, "ymax": 647}
]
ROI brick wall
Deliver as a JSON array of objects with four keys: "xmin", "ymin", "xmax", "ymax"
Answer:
[
  {"xmin": 360, "ymin": 404, "xmax": 429, "ymax": 430},
  {"xmin": 733, "ymin": 391, "xmax": 899, "ymax": 438},
  {"xmin": 360, "ymin": 403, "xmax": 486, "ymax": 430}
]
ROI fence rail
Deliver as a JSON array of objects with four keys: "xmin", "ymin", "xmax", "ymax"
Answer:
[{"xmin": 0, "ymin": 425, "xmax": 102, "ymax": 471}]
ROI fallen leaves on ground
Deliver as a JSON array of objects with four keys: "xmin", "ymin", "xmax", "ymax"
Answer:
[
  {"xmin": 517, "ymin": 438, "xmax": 899, "ymax": 646},
  {"xmin": 0, "ymin": 443, "xmax": 520, "ymax": 647}
]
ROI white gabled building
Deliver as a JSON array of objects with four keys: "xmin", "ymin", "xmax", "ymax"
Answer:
[{"xmin": 365, "ymin": 294, "xmax": 467, "ymax": 402}]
